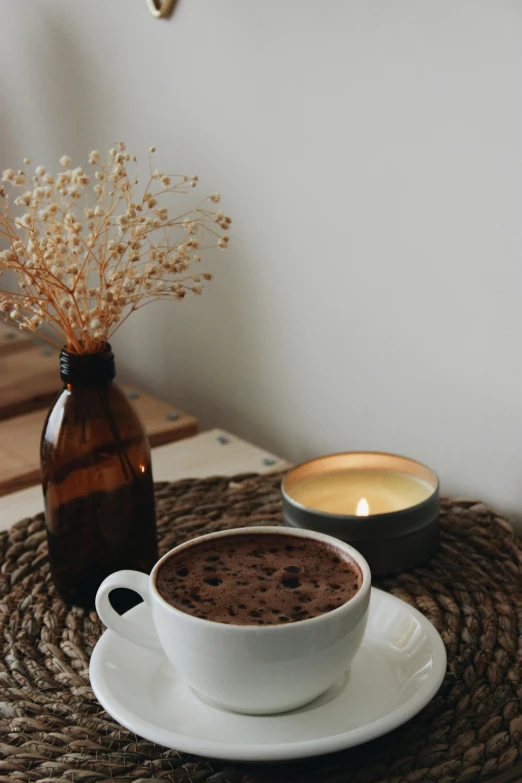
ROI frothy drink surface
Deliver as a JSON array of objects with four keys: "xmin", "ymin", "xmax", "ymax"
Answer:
[{"xmin": 155, "ymin": 533, "xmax": 362, "ymax": 625}]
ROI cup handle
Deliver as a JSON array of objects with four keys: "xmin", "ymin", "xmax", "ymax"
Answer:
[{"xmin": 95, "ymin": 570, "xmax": 162, "ymax": 651}]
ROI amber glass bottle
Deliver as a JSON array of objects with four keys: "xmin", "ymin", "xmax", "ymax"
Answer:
[{"xmin": 41, "ymin": 345, "xmax": 159, "ymax": 610}]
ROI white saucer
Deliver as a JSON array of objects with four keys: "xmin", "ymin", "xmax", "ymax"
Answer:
[{"xmin": 90, "ymin": 587, "xmax": 446, "ymax": 762}]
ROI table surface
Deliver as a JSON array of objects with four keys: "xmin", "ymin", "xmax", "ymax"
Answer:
[{"xmin": 0, "ymin": 428, "xmax": 291, "ymax": 533}]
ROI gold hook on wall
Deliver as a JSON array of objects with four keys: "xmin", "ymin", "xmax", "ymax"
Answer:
[{"xmin": 146, "ymin": 0, "xmax": 175, "ymax": 18}]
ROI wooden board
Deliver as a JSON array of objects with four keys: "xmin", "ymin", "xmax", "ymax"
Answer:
[
  {"xmin": 0, "ymin": 344, "xmax": 61, "ymax": 420},
  {"xmin": 151, "ymin": 429, "xmax": 291, "ymax": 482},
  {"xmin": 0, "ymin": 320, "xmax": 35, "ymax": 355},
  {"xmin": 0, "ymin": 429, "xmax": 290, "ymax": 531},
  {"xmin": 0, "ymin": 388, "xmax": 198, "ymax": 496},
  {"xmin": 123, "ymin": 388, "xmax": 198, "ymax": 448}
]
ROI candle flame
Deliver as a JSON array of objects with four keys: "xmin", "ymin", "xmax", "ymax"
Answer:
[{"xmin": 356, "ymin": 497, "xmax": 369, "ymax": 516}]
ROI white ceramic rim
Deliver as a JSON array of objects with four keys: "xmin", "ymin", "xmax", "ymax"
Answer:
[
  {"xmin": 149, "ymin": 525, "xmax": 371, "ymax": 630},
  {"xmin": 90, "ymin": 588, "xmax": 447, "ymax": 762}
]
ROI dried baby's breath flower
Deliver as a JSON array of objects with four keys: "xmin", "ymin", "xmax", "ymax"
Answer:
[{"xmin": 0, "ymin": 144, "xmax": 231, "ymax": 354}]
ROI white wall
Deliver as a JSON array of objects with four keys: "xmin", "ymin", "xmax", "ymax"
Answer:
[{"xmin": 1, "ymin": 1, "xmax": 522, "ymax": 521}]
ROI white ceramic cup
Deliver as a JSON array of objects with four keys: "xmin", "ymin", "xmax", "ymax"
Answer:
[{"xmin": 95, "ymin": 526, "xmax": 371, "ymax": 715}]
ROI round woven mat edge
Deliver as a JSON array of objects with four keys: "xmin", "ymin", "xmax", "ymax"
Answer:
[{"xmin": 0, "ymin": 471, "xmax": 522, "ymax": 783}]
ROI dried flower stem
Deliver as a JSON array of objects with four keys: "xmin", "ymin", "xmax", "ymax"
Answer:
[{"xmin": 0, "ymin": 144, "xmax": 231, "ymax": 354}]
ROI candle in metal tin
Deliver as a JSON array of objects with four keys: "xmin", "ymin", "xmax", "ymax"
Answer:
[{"xmin": 282, "ymin": 452, "xmax": 440, "ymax": 576}]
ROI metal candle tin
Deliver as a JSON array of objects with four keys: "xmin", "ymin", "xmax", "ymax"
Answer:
[{"xmin": 282, "ymin": 452, "xmax": 440, "ymax": 577}]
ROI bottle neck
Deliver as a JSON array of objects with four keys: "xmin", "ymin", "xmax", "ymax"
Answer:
[{"xmin": 60, "ymin": 345, "xmax": 116, "ymax": 386}]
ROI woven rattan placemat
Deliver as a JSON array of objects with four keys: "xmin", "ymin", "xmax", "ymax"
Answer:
[{"xmin": 1, "ymin": 472, "xmax": 522, "ymax": 783}]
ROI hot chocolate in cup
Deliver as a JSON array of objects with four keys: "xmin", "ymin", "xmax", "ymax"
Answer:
[{"xmin": 96, "ymin": 526, "xmax": 371, "ymax": 715}]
